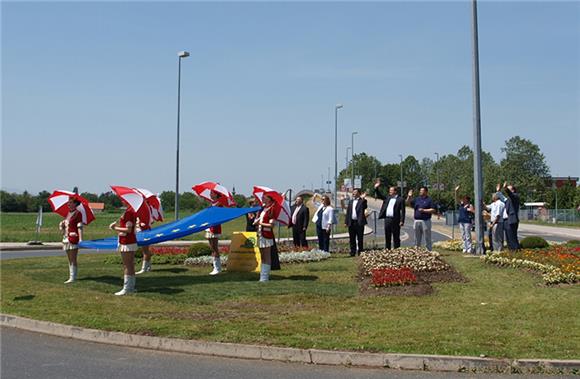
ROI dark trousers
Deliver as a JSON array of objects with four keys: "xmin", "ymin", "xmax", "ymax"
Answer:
[
  {"xmin": 292, "ymin": 227, "xmax": 308, "ymax": 248},
  {"xmin": 504, "ymin": 222, "xmax": 519, "ymax": 250},
  {"xmin": 348, "ymin": 224, "xmax": 365, "ymax": 256},
  {"xmin": 316, "ymin": 225, "xmax": 330, "ymax": 252},
  {"xmin": 384, "ymin": 218, "xmax": 401, "ymax": 250}
]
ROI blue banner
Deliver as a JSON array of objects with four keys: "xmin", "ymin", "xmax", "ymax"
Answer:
[{"xmin": 79, "ymin": 206, "xmax": 260, "ymax": 250}]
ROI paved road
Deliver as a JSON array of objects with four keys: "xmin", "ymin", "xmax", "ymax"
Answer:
[
  {"xmin": 1, "ymin": 327, "xmax": 569, "ymax": 379},
  {"xmin": 0, "ymin": 248, "xmax": 108, "ymax": 260}
]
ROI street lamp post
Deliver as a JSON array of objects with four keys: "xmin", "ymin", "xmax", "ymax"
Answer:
[
  {"xmin": 175, "ymin": 50, "xmax": 190, "ymax": 220},
  {"xmin": 334, "ymin": 104, "xmax": 343, "ymax": 209},
  {"xmin": 471, "ymin": 0, "xmax": 485, "ymax": 254},
  {"xmin": 351, "ymin": 131, "xmax": 358, "ymax": 189},
  {"xmin": 398, "ymin": 154, "xmax": 404, "ymax": 196},
  {"xmin": 434, "ymin": 152, "xmax": 440, "ymax": 213},
  {"xmin": 345, "ymin": 147, "xmax": 351, "ymax": 170}
]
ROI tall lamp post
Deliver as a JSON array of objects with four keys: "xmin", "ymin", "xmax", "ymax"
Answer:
[
  {"xmin": 175, "ymin": 50, "xmax": 190, "ymax": 220},
  {"xmin": 351, "ymin": 131, "xmax": 358, "ymax": 189},
  {"xmin": 434, "ymin": 152, "xmax": 440, "ymax": 213},
  {"xmin": 471, "ymin": 0, "xmax": 485, "ymax": 254},
  {"xmin": 398, "ymin": 154, "xmax": 404, "ymax": 196},
  {"xmin": 334, "ymin": 104, "xmax": 343, "ymax": 209},
  {"xmin": 345, "ymin": 147, "xmax": 351, "ymax": 170}
]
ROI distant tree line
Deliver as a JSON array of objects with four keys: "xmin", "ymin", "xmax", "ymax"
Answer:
[
  {"xmin": 1, "ymin": 190, "xmax": 249, "ymax": 213},
  {"xmin": 338, "ymin": 136, "xmax": 580, "ymax": 211}
]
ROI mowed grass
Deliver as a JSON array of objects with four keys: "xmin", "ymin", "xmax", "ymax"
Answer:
[
  {"xmin": 0, "ymin": 208, "xmax": 349, "ymax": 243},
  {"xmin": 1, "ymin": 251, "xmax": 579, "ymax": 359}
]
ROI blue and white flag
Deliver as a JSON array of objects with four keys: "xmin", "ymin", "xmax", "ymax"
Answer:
[{"xmin": 79, "ymin": 206, "xmax": 261, "ymax": 250}]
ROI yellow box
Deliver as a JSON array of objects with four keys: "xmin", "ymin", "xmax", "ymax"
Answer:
[{"xmin": 227, "ymin": 232, "xmax": 261, "ymax": 272}]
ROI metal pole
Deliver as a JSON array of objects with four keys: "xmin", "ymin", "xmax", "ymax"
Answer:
[
  {"xmin": 351, "ymin": 132, "xmax": 357, "ymax": 189},
  {"xmin": 398, "ymin": 154, "xmax": 404, "ymax": 197},
  {"xmin": 345, "ymin": 147, "xmax": 351, "ymax": 170},
  {"xmin": 471, "ymin": 0, "xmax": 485, "ymax": 254},
  {"xmin": 175, "ymin": 57, "xmax": 182, "ymax": 220},
  {"xmin": 334, "ymin": 106, "xmax": 339, "ymax": 209}
]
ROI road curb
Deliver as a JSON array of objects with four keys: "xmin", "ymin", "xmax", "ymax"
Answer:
[{"xmin": 1, "ymin": 314, "xmax": 578, "ymax": 374}]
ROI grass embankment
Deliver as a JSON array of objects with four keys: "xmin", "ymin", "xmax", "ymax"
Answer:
[
  {"xmin": 1, "ymin": 251, "xmax": 578, "ymax": 359},
  {"xmin": 0, "ymin": 210, "xmax": 349, "ymax": 243}
]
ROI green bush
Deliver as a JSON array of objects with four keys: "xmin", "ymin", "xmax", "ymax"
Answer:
[
  {"xmin": 564, "ymin": 240, "xmax": 580, "ymax": 247},
  {"xmin": 519, "ymin": 236, "xmax": 549, "ymax": 249},
  {"xmin": 151, "ymin": 254, "xmax": 187, "ymax": 265},
  {"xmin": 188, "ymin": 243, "xmax": 212, "ymax": 258},
  {"xmin": 103, "ymin": 253, "xmax": 187, "ymax": 265}
]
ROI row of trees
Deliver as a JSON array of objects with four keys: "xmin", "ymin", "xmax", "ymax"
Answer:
[
  {"xmin": 338, "ymin": 136, "xmax": 579, "ymax": 210},
  {"xmin": 0, "ymin": 190, "xmax": 249, "ymax": 213}
]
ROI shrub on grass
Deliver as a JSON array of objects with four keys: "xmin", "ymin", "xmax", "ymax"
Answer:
[
  {"xmin": 520, "ymin": 236, "xmax": 549, "ymax": 249},
  {"xmin": 565, "ymin": 240, "xmax": 580, "ymax": 247},
  {"xmin": 188, "ymin": 244, "xmax": 212, "ymax": 257}
]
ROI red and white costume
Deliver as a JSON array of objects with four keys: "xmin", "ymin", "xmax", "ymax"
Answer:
[
  {"xmin": 257, "ymin": 206, "xmax": 276, "ymax": 248},
  {"xmin": 118, "ymin": 209, "xmax": 138, "ymax": 252},
  {"xmin": 205, "ymin": 201, "xmax": 223, "ymax": 239},
  {"xmin": 62, "ymin": 210, "xmax": 83, "ymax": 251}
]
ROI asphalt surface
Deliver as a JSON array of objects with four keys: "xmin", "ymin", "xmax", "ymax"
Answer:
[
  {"xmin": 1, "ymin": 327, "xmax": 570, "ymax": 379},
  {"xmin": 0, "ymin": 248, "xmax": 108, "ymax": 260}
]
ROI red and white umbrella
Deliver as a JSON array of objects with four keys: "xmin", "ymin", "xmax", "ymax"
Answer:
[
  {"xmin": 192, "ymin": 181, "xmax": 236, "ymax": 207},
  {"xmin": 48, "ymin": 190, "xmax": 95, "ymax": 225},
  {"xmin": 110, "ymin": 185, "xmax": 151, "ymax": 222},
  {"xmin": 134, "ymin": 188, "xmax": 164, "ymax": 222},
  {"xmin": 252, "ymin": 185, "xmax": 291, "ymax": 225}
]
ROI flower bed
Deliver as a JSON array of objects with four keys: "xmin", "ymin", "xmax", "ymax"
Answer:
[
  {"xmin": 371, "ymin": 267, "xmax": 417, "ymax": 287},
  {"xmin": 482, "ymin": 245, "xmax": 580, "ymax": 285},
  {"xmin": 360, "ymin": 247, "xmax": 449, "ymax": 276},
  {"xmin": 183, "ymin": 249, "xmax": 331, "ymax": 266}
]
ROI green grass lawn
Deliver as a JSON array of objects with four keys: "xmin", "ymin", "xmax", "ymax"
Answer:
[
  {"xmin": 0, "ymin": 211, "xmax": 349, "ymax": 243},
  {"xmin": 1, "ymin": 251, "xmax": 578, "ymax": 359}
]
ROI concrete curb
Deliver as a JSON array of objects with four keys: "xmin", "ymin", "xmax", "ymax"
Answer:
[{"xmin": 1, "ymin": 314, "xmax": 578, "ymax": 374}]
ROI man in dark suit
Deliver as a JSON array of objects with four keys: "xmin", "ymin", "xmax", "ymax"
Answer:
[
  {"xmin": 374, "ymin": 180, "xmax": 405, "ymax": 249},
  {"xmin": 345, "ymin": 188, "xmax": 367, "ymax": 256},
  {"xmin": 289, "ymin": 196, "xmax": 310, "ymax": 248},
  {"xmin": 502, "ymin": 182, "xmax": 520, "ymax": 250}
]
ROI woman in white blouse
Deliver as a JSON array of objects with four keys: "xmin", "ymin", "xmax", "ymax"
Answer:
[{"xmin": 311, "ymin": 194, "xmax": 334, "ymax": 252}]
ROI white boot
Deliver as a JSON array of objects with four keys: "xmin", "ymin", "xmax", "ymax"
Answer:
[
  {"xmin": 136, "ymin": 260, "xmax": 151, "ymax": 275},
  {"xmin": 209, "ymin": 256, "xmax": 221, "ymax": 275},
  {"xmin": 64, "ymin": 265, "xmax": 77, "ymax": 284},
  {"xmin": 259, "ymin": 263, "xmax": 271, "ymax": 282},
  {"xmin": 114, "ymin": 275, "xmax": 135, "ymax": 296}
]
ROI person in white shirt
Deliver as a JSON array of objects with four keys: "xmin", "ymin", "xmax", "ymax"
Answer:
[
  {"xmin": 487, "ymin": 194, "xmax": 505, "ymax": 252},
  {"xmin": 312, "ymin": 194, "xmax": 334, "ymax": 252}
]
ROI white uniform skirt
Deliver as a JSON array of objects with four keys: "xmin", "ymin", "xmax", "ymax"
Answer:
[
  {"xmin": 118, "ymin": 243, "xmax": 138, "ymax": 253},
  {"xmin": 205, "ymin": 230, "xmax": 221, "ymax": 239},
  {"xmin": 258, "ymin": 236, "xmax": 274, "ymax": 248},
  {"xmin": 62, "ymin": 242, "xmax": 78, "ymax": 251}
]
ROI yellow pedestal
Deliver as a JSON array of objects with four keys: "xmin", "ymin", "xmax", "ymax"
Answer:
[{"xmin": 227, "ymin": 232, "xmax": 261, "ymax": 272}]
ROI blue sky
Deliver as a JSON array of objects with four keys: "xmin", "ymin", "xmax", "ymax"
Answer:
[{"xmin": 2, "ymin": 1, "xmax": 579, "ymax": 195}]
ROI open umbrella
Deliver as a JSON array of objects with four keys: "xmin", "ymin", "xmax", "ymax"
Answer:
[
  {"xmin": 134, "ymin": 188, "xmax": 164, "ymax": 222},
  {"xmin": 252, "ymin": 185, "xmax": 291, "ymax": 225},
  {"xmin": 192, "ymin": 181, "xmax": 236, "ymax": 207},
  {"xmin": 110, "ymin": 185, "xmax": 151, "ymax": 222},
  {"xmin": 48, "ymin": 190, "xmax": 95, "ymax": 225}
]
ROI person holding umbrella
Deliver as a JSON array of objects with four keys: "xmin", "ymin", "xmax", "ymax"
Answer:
[
  {"xmin": 109, "ymin": 186, "xmax": 151, "ymax": 296},
  {"xmin": 254, "ymin": 194, "xmax": 277, "ymax": 282},
  {"xmin": 192, "ymin": 181, "xmax": 236, "ymax": 275},
  {"xmin": 48, "ymin": 190, "xmax": 95, "ymax": 284},
  {"xmin": 252, "ymin": 186, "xmax": 292, "ymax": 281},
  {"xmin": 135, "ymin": 188, "xmax": 163, "ymax": 275}
]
